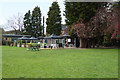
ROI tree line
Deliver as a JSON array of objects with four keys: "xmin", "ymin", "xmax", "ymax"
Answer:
[
  {"xmin": 6, "ymin": 1, "xmax": 62, "ymax": 37},
  {"xmin": 64, "ymin": 2, "xmax": 119, "ymax": 47},
  {"xmin": 23, "ymin": 1, "xmax": 62, "ymax": 37},
  {"xmin": 23, "ymin": 6, "xmax": 42, "ymax": 38},
  {"xmin": 5, "ymin": 1, "xmax": 119, "ymax": 47}
]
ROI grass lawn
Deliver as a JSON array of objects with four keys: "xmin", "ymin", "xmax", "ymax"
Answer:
[{"xmin": 2, "ymin": 46, "xmax": 118, "ymax": 78}]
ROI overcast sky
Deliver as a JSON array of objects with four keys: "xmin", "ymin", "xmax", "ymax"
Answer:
[{"xmin": 0, "ymin": 0, "xmax": 65, "ymax": 32}]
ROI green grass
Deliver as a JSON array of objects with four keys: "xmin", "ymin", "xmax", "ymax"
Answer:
[{"xmin": 2, "ymin": 46, "xmax": 118, "ymax": 78}]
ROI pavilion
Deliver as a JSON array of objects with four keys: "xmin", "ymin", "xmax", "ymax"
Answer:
[
  {"xmin": 38, "ymin": 34, "xmax": 76, "ymax": 48},
  {"xmin": 3, "ymin": 34, "xmax": 76, "ymax": 48}
]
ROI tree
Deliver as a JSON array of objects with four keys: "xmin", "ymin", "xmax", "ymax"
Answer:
[
  {"xmin": 106, "ymin": 3, "xmax": 120, "ymax": 39},
  {"xmin": 6, "ymin": 13, "xmax": 23, "ymax": 33},
  {"xmin": 70, "ymin": 2, "xmax": 120, "ymax": 48},
  {"xmin": 71, "ymin": 19, "xmax": 96, "ymax": 48},
  {"xmin": 87, "ymin": 2, "xmax": 120, "ymax": 46},
  {"xmin": 23, "ymin": 10, "xmax": 32, "ymax": 35},
  {"xmin": 42, "ymin": 16, "xmax": 45, "ymax": 36},
  {"xmin": 64, "ymin": 2, "xmax": 107, "ymax": 35},
  {"xmin": 32, "ymin": 6, "xmax": 42, "ymax": 37},
  {"xmin": 46, "ymin": 1, "xmax": 62, "ymax": 35},
  {"xmin": 64, "ymin": 2, "xmax": 107, "ymax": 48}
]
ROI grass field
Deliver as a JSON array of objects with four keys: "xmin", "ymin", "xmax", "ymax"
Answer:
[{"xmin": 2, "ymin": 46, "xmax": 118, "ymax": 78}]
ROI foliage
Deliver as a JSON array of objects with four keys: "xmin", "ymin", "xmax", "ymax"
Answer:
[
  {"xmin": 23, "ymin": 10, "xmax": 32, "ymax": 35},
  {"xmin": 71, "ymin": 20, "xmax": 89, "ymax": 38},
  {"xmin": 102, "ymin": 41, "xmax": 111, "ymax": 47},
  {"xmin": 2, "ymin": 40, "xmax": 7, "ymax": 45},
  {"xmin": 2, "ymin": 40, "xmax": 14, "ymax": 45},
  {"xmin": 32, "ymin": 6, "xmax": 42, "ymax": 37},
  {"xmin": 87, "ymin": 2, "xmax": 120, "ymax": 39},
  {"xmin": 70, "ymin": 2, "xmax": 119, "ymax": 47},
  {"xmin": 23, "ymin": 6, "xmax": 43, "ymax": 37},
  {"xmin": 106, "ymin": 3, "xmax": 120, "ymax": 39},
  {"xmin": 64, "ymin": 2, "xmax": 106, "ymax": 34},
  {"xmin": 2, "ymin": 46, "xmax": 118, "ymax": 78},
  {"xmin": 42, "ymin": 16, "xmax": 45, "ymax": 36},
  {"xmin": 111, "ymin": 39, "xmax": 120, "ymax": 47},
  {"xmin": 22, "ymin": 40, "xmax": 26, "ymax": 43},
  {"xmin": 46, "ymin": 1, "xmax": 62, "ymax": 35}
]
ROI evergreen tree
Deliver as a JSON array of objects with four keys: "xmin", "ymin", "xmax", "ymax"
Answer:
[
  {"xmin": 43, "ymin": 16, "xmax": 45, "ymax": 36},
  {"xmin": 46, "ymin": 1, "xmax": 62, "ymax": 35},
  {"xmin": 32, "ymin": 6, "xmax": 42, "ymax": 37},
  {"xmin": 64, "ymin": 2, "xmax": 106, "ymax": 34},
  {"xmin": 23, "ymin": 10, "xmax": 32, "ymax": 35}
]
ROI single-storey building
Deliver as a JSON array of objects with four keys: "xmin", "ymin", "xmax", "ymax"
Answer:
[
  {"xmin": 38, "ymin": 34, "xmax": 76, "ymax": 48},
  {"xmin": 2, "ymin": 34, "xmax": 31, "ymax": 42},
  {"xmin": 2, "ymin": 33, "xmax": 77, "ymax": 48}
]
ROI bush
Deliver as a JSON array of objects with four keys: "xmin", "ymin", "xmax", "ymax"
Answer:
[
  {"xmin": 22, "ymin": 40, "xmax": 26, "ymax": 43},
  {"xmin": 111, "ymin": 39, "xmax": 120, "ymax": 46},
  {"xmin": 9, "ymin": 41, "xmax": 14, "ymax": 44},
  {"xmin": 103, "ymin": 41, "xmax": 111, "ymax": 47},
  {"xmin": 2, "ymin": 40, "xmax": 14, "ymax": 46},
  {"xmin": 2, "ymin": 40, "xmax": 6, "ymax": 45}
]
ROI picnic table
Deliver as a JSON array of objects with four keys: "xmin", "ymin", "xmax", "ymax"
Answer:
[{"xmin": 28, "ymin": 43, "xmax": 40, "ymax": 51}]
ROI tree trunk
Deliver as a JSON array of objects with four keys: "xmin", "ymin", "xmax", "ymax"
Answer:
[
  {"xmin": 92, "ymin": 39, "xmax": 95, "ymax": 48},
  {"xmin": 80, "ymin": 38, "xmax": 87, "ymax": 48},
  {"xmin": 80, "ymin": 38, "xmax": 83, "ymax": 48}
]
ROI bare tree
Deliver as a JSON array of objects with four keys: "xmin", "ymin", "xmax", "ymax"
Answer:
[{"xmin": 6, "ymin": 13, "xmax": 23, "ymax": 31}]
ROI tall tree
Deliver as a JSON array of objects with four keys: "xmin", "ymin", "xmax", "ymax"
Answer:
[
  {"xmin": 23, "ymin": 10, "xmax": 32, "ymax": 35},
  {"xmin": 70, "ymin": 2, "xmax": 120, "ymax": 48},
  {"xmin": 64, "ymin": 2, "xmax": 106, "ymax": 35},
  {"xmin": 32, "ymin": 6, "xmax": 42, "ymax": 37},
  {"xmin": 46, "ymin": 1, "xmax": 62, "ymax": 35},
  {"xmin": 43, "ymin": 16, "xmax": 45, "ymax": 36},
  {"xmin": 106, "ymin": 3, "xmax": 120, "ymax": 39}
]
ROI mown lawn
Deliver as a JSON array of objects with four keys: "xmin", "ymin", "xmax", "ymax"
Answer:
[{"xmin": 2, "ymin": 46, "xmax": 118, "ymax": 78}]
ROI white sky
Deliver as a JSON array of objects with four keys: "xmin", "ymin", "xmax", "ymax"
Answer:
[{"xmin": 0, "ymin": 0, "xmax": 66, "ymax": 33}]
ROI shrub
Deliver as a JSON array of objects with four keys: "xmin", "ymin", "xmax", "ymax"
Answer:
[
  {"xmin": 2, "ymin": 40, "xmax": 14, "ymax": 45},
  {"xmin": 22, "ymin": 40, "xmax": 26, "ymax": 43},
  {"xmin": 103, "ymin": 41, "xmax": 111, "ymax": 47},
  {"xmin": 2, "ymin": 40, "xmax": 6, "ymax": 45}
]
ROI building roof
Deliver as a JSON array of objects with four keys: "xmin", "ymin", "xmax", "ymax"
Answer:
[
  {"xmin": 2, "ymin": 34, "xmax": 31, "ymax": 38},
  {"xmin": 62, "ymin": 34, "xmax": 71, "ymax": 38},
  {"xmin": 29, "ymin": 37, "xmax": 38, "ymax": 40},
  {"xmin": 38, "ymin": 34, "xmax": 71, "ymax": 39},
  {"xmin": 5, "ymin": 30, "xmax": 22, "ymax": 35},
  {"xmin": 18, "ymin": 36, "xmax": 29, "ymax": 40}
]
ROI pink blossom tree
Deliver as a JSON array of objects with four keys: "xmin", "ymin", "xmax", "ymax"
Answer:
[{"xmin": 70, "ymin": 3, "xmax": 120, "ymax": 48}]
